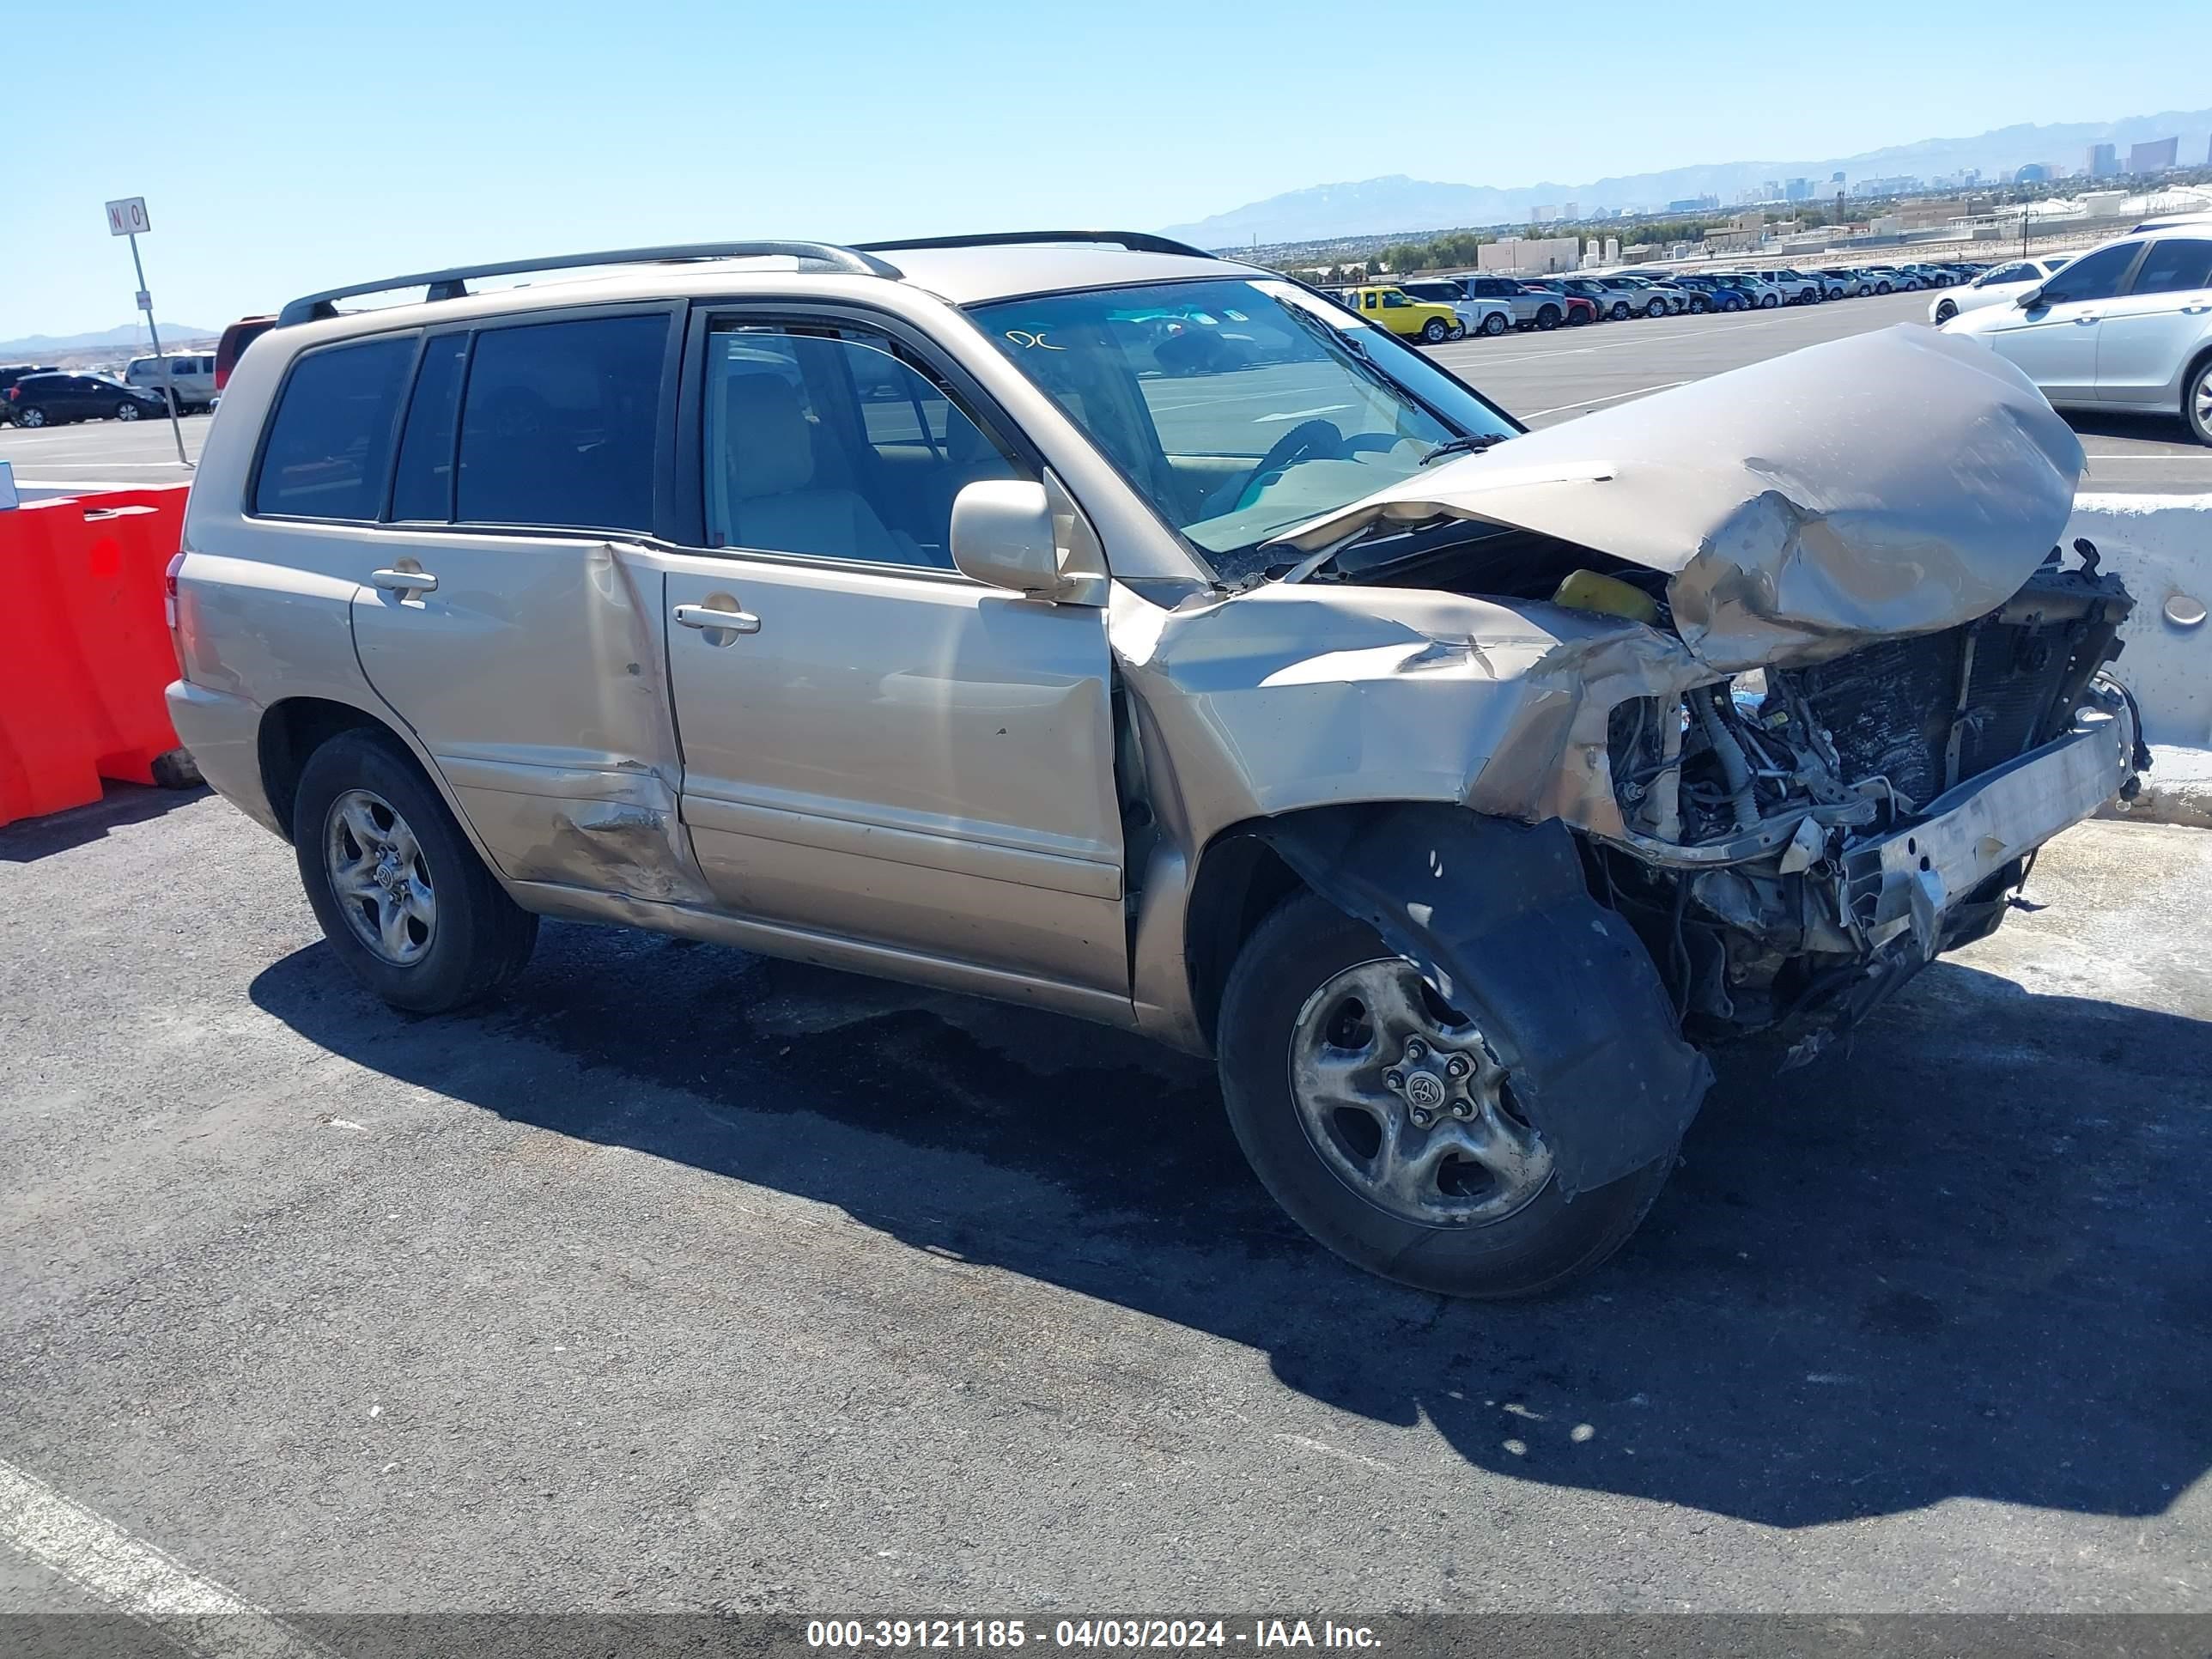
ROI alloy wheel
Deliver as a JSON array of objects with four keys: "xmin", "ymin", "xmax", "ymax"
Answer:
[
  {"xmin": 115, "ymin": 402, "xmax": 140, "ymax": 421},
  {"xmin": 2191, "ymin": 362, "xmax": 2212, "ymax": 444},
  {"xmin": 1287, "ymin": 958, "xmax": 1553, "ymax": 1228},
  {"xmin": 325, "ymin": 787, "xmax": 438, "ymax": 966}
]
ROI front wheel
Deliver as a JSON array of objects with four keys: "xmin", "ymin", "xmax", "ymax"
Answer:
[
  {"xmin": 1447, "ymin": 321, "xmax": 1467, "ymax": 341},
  {"xmin": 1481, "ymin": 311, "xmax": 1508, "ymax": 336},
  {"xmin": 1217, "ymin": 894, "xmax": 1675, "ymax": 1298},
  {"xmin": 114, "ymin": 401, "xmax": 141, "ymax": 421},
  {"xmin": 1759, "ymin": 293, "xmax": 1778, "ymax": 308},
  {"xmin": 1688, "ymin": 295, "xmax": 1709, "ymax": 313},
  {"xmin": 1935, "ymin": 298, "xmax": 1958, "ymax": 323},
  {"xmin": 1422, "ymin": 318, "xmax": 1449, "ymax": 343},
  {"xmin": 1609, "ymin": 301, "xmax": 1632, "ymax": 321},
  {"xmin": 1535, "ymin": 306, "xmax": 1560, "ymax": 331},
  {"xmin": 2185, "ymin": 355, "xmax": 2212, "ymax": 447},
  {"xmin": 294, "ymin": 729, "xmax": 539, "ymax": 1013}
]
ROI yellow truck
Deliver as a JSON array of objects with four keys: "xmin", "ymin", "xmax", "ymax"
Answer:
[{"xmin": 1344, "ymin": 284, "xmax": 1462, "ymax": 343}]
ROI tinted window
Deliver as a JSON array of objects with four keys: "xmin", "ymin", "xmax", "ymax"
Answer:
[
  {"xmin": 1979, "ymin": 263, "xmax": 2034, "ymax": 285},
  {"xmin": 703, "ymin": 324, "xmax": 1023, "ymax": 568},
  {"xmin": 390, "ymin": 335, "xmax": 469, "ymax": 521},
  {"xmin": 453, "ymin": 314, "xmax": 665, "ymax": 531},
  {"xmin": 252, "ymin": 336, "xmax": 413, "ymax": 519},
  {"xmin": 2130, "ymin": 239, "xmax": 2212, "ymax": 296},
  {"xmin": 2040, "ymin": 242, "xmax": 2140, "ymax": 305}
]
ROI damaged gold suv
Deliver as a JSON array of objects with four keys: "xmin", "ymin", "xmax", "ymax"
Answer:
[{"xmin": 169, "ymin": 233, "xmax": 2144, "ymax": 1297}]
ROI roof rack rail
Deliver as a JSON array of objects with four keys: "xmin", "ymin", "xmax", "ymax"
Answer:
[
  {"xmin": 275, "ymin": 240, "xmax": 905, "ymax": 328},
  {"xmin": 854, "ymin": 230, "xmax": 1223, "ymax": 261}
]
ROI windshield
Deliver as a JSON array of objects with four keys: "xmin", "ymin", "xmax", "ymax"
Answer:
[{"xmin": 970, "ymin": 277, "xmax": 1516, "ymax": 579}]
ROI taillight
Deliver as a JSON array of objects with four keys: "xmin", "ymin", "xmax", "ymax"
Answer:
[
  {"xmin": 164, "ymin": 550, "xmax": 186, "ymax": 638},
  {"xmin": 5, "ymin": 386, "xmax": 17, "ymax": 401}
]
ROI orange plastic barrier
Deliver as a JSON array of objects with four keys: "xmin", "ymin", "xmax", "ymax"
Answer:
[{"xmin": 0, "ymin": 484, "xmax": 191, "ymax": 828}]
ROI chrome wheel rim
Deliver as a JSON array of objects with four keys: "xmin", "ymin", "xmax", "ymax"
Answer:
[
  {"xmin": 2193, "ymin": 365, "xmax": 2212, "ymax": 435},
  {"xmin": 117, "ymin": 403, "xmax": 139, "ymax": 420},
  {"xmin": 1287, "ymin": 958, "xmax": 1553, "ymax": 1229},
  {"xmin": 325, "ymin": 788, "xmax": 436, "ymax": 966}
]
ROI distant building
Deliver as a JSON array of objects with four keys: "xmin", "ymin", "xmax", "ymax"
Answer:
[
  {"xmin": 1850, "ymin": 174, "xmax": 1922, "ymax": 198},
  {"xmin": 2014, "ymin": 163, "xmax": 2049, "ymax": 185},
  {"xmin": 1562, "ymin": 201, "xmax": 1579, "ymax": 221},
  {"xmin": 2129, "ymin": 137, "xmax": 2179, "ymax": 173},
  {"xmin": 1784, "ymin": 177, "xmax": 1812, "ymax": 202},
  {"xmin": 2086, "ymin": 143, "xmax": 2118, "ymax": 178},
  {"xmin": 1664, "ymin": 194, "xmax": 1719, "ymax": 213},
  {"xmin": 1531, "ymin": 204, "xmax": 1559, "ymax": 223},
  {"xmin": 1478, "ymin": 236, "xmax": 1581, "ymax": 275}
]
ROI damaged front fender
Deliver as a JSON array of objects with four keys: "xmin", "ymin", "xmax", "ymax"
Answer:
[{"xmin": 1254, "ymin": 802, "xmax": 1712, "ymax": 1197}]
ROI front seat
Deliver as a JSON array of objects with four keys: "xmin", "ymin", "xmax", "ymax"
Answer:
[{"xmin": 721, "ymin": 372, "xmax": 921, "ymax": 565}]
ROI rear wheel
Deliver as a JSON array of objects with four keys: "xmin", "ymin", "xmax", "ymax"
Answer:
[
  {"xmin": 1217, "ymin": 894, "xmax": 1675, "ymax": 1298},
  {"xmin": 1645, "ymin": 297, "xmax": 1666, "ymax": 319},
  {"xmin": 1481, "ymin": 311, "xmax": 1508, "ymax": 336},
  {"xmin": 1535, "ymin": 306, "xmax": 1560, "ymax": 331},
  {"xmin": 1422, "ymin": 318, "xmax": 1449, "ymax": 343},
  {"xmin": 2185, "ymin": 354, "xmax": 2212, "ymax": 447},
  {"xmin": 18, "ymin": 406, "xmax": 46, "ymax": 428},
  {"xmin": 1688, "ymin": 295, "xmax": 1709, "ymax": 313},
  {"xmin": 294, "ymin": 729, "xmax": 538, "ymax": 1013}
]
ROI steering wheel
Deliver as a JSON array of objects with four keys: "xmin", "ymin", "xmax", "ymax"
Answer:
[{"xmin": 1222, "ymin": 418, "xmax": 1346, "ymax": 514}]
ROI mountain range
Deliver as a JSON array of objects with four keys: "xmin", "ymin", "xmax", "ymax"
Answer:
[
  {"xmin": 1162, "ymin": 108, "xmax": 2212, "ymax": 248},
  {"xmin": 0, "ymin": 322, "xmax": 221, "ymax": 358}
]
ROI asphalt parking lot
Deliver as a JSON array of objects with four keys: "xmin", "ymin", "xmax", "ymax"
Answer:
[
  {"xmin": 5, "ymin": 290, "xmax": 2206, "ymax": 498},
  {"xmin": 3, "ymin": 783, "xmax": 2209, "ymax": 1616}
]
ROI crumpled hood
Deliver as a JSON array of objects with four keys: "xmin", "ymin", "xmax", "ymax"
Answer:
[{"xmin": 1278, "ymin": 325, "xmax": 2085, "ymax": 671}]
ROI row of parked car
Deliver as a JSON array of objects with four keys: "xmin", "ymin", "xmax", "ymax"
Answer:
[
  {"xmin": 0, "ymin": 351, "xmax": 222, "ymax": 428},
  {"xmin": 1322, "ymin": 258, "xmax": 1999, "ymax": 343}
]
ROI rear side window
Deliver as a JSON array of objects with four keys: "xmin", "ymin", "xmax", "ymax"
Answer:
[
  {"xmin": 252, "ymin": 336, "xmax": 414, "ymax": 520},
  {"xmin": 453, "ymin": 314, "xmax": 665, "ymax": 532},
  {"xmin": 390, "ymin": 335, "xmax": 469, "ymax": 521},
  {"xmin": 2130, "ymin": 239, "xmax": 2212, "ymax": 296}
]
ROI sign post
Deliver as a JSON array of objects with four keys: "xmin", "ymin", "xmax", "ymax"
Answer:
[{"xmin": 104, "ymin": 197, "xmax": 190, "ymax": 468}]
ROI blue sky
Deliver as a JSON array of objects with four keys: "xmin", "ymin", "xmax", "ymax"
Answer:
[{"xmin": 10, "ymin": 0, "xmax": 2211, "ymax": 338}]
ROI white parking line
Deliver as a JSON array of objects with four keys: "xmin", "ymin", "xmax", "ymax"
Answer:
[
  {"xmin": 1518, "ymin": 380, "xmax": 1691, "ymax": 420},
  {"xmin": 0, "ymin": 1456, "xmax": 332, "ymax": 1658}
]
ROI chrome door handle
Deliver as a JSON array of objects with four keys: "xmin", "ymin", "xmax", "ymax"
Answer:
[
  {"xmin": 368, "ymin": 567, "xmax": 438, "ymax": 594},
  {"xmin": 2074, "ymin": 313, "xmax": 2100, "ymax": 325},
  {"xmin": 673, "ymin": 603, "xmax": 761, "ymax": 635}
]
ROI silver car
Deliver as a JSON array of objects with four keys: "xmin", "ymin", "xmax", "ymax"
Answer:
[
  {"xmin": 125, "ymin": 351, "xmax": 218, "ymax": 413},
  {"xmin": 1942, "ymin": 228, "xmax": 2212, "ymax": 444},
  {"xmin": 169, "ymin": 234, "xmax": 2143, "ymax": 1298}
]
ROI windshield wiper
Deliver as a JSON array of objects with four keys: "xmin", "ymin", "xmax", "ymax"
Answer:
[{"xmin": 1419, "ymin": 433, "xmax": 1509, "ymax": 467}]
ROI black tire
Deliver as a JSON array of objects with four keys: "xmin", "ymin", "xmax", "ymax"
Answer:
[
  {"xmin": 1688, "ymin": 295, "xmax": 1709, "ymax": 313},
  {"xmin": 1645, "ymin": 298, "xmax": 1667, "ymax": 319},
  {"xmin": 2185, "ymin": 352, "xmax": 2212, "ymax": 447},
  {"xmin": 1216, "ymin": 893, "xmax": 1676, "ymax": 1298},
  {"xmin": 1534, "ymin": 306, "xmax": 1560, "ymax": 331},
  {"xmin": 1448, "ymin": 321, "xmax": 1467, "ymax": 340},
  {"xmin": 18, "ymin": 406, "xmax": 46, "ymax": 428},
  {"xmin": 1422, "ymin": 318, "xmax": 1449, "ymax": 344},
  {"xmin": 1935, "ymin": 298, "xmax": 1958, "ymax": 323},
  {"xmin": 114, "ymin": 401, "xmax": 141, "ymax": 421},
  {"xmin": 1610, "ymin": 301, "xmax": 1631, "ymax": 320},
  {"xmin": 1759, "ymin": 293, "xmax": 1778, "ymax": 308},
  {"xmin": 293, "ymin": 728, "xmax": 538, "ymax": 1014},
  {"xmin": 1482, "ymin": 311, "xmax": 1508, "ymax": 336}
]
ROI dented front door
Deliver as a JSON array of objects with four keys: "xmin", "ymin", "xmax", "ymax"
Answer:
[{"xmin": 350, "ymin": 532, "xmax": 698, "ymax": 902}]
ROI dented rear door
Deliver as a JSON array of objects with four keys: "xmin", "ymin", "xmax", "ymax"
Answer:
[{"xmin": 349, "ymin": 308, "xmax": 701, "ymax": 903}]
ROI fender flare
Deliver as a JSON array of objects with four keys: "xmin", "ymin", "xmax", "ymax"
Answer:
[{"xmin": 1253, "ymin": 803, "xmax": 1712, "ymax": 1198}]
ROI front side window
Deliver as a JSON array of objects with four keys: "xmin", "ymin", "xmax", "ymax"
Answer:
[
  {"xmin": 453, "ymin": 313, "xmax": 665, "ymax": 532},
  {"xmin": 252, "ymin": 335, "xmax": 414, "ymax": 520},
  {"xmin": 2129, "ymin": 239, "xmax": 2212, "ymax": 296},
  {"xmin": 1979, "ymin": 263, "xmax": 2033, "ymax": 286},
  {"xmin": 2039, "ymin": 242, "xmax": 2141, "ymax": 306},
  {"xmin": 972, "ymin": 277, "xmax": 1516, "ymax": 578},
  {"xmin": 703, "ymin": 323, "xmax": 1024, "ymax": 568}
]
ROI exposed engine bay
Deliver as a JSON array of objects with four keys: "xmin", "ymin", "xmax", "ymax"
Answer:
[{"xmin": 1329, "ymin": 523, "xmax": 2141, "ymax": 1054}]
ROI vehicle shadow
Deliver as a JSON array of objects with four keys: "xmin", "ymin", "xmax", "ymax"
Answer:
[
  {"xmin": 248, "ymin": 924, "xmax": 2212, "ymax": 1529},
  {"xmin": 2068, "ymin": 409, "xmax": 2194, "ymax": 451},
  {"xmin": 0, "ymin": 781, "xmax": 209, "ymax": 863}
]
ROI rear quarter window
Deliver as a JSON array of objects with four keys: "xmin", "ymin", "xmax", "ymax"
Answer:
[{"xmin": 252, "ymin": 335, "xmax": 415, "ymax": 520}]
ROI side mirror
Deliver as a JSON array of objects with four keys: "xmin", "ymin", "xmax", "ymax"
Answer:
[
  {"xmin": 2018, "ymin": 289, "xmax": 2049, "ymax": 309},
  {"xmin": 951, "ymin": 477, "xmax": 1109, "ymax": 605}
]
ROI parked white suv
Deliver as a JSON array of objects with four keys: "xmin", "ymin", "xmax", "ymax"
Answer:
[
  {"xmin": 1941, "ymin": 228, "xmax": 2212, "ymax": 444},
  {"xmin": 125, "ymin": 351, "xmax": 218, "ymax": 413}
]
